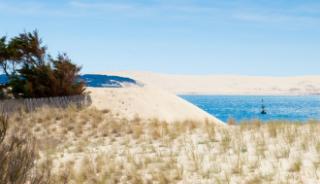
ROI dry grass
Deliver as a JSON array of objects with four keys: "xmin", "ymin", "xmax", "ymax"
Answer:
[
  {"xmin": 4, "ymin": 107, "xmax": 320, "ymax": 183},
  {"xmin": 0, "ymin": 112, "xmax": 53, "ymax": 184}
]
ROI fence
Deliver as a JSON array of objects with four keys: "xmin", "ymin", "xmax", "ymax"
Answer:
[{"xmin": 0, "ymin": 95, "xmax": 92, "ymax": 114}]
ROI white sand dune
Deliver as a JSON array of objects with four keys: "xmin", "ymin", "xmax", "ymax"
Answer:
[
  {"xmin": 88, "ymin": 86, "xmax": 224, "ymax": 124},
  {"xmin": 88, "ymin": 71, "xmax": 320, "ymax": 124},
  {"xmin": 103, "ymin": 71, "xmax": 320, "ymax": 95}
]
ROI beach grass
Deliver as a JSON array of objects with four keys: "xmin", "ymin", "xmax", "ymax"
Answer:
[{"xmin": 3, "ymin": 107, "xmax": 320, "ymax": 183}]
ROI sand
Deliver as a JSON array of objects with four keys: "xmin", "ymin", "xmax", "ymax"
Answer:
[
  {"xmin": 88, "ymin": 71, "xmax": 320, "ymax": 124},
  {"xmin": 14, "ymin": 108, "xmax": 320, "ymax": 183},
  {"xmin": 102, "ymin": 71, "xmax": 320, "ymax": 95},
  {"xmin": 87, "ymin": 86, "xmax": 224, "ymax": 124}
]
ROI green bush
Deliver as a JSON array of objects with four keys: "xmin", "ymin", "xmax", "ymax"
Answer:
[{"xmin": 0, "ymin": 30, "xmax": 85, "ymax": 98}]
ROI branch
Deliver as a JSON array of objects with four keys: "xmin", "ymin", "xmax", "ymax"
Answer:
[
  {"xmin": 0, "ymin": 111, "xmax": 8, "ymax": 144},
  {"xmin": 1, "ymin": 62, "xmax": 10, "ymax": 77}
]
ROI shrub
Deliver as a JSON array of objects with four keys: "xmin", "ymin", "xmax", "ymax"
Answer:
[
  {"xmin": 0, "ymin": 112, "xmax": 7, "ymax": 143},
  {"xmin": 0, "ymin": 30, "xmax": 85, "ymax": 98},
  {"xmin": 227, "ymin": 117, "xmax": 236, "ymax": 125},
  {"xmin": 0, "ymin": 113, "xmax": 52, "ymax": 184}
]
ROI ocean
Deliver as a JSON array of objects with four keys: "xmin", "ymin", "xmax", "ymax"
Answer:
[{"xmin": 181, "ymin": 95, "xmax": 320, "ymax": 122}]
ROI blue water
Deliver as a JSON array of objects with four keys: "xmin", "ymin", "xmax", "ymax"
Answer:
[{"xmin": 181, "ymin": 95, "xmax": 320, "ymax": 122}]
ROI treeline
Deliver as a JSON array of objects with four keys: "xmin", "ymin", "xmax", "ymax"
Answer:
[{"xmin": 0, "ymin": 30, "xmax": 85, "ymax": 99}]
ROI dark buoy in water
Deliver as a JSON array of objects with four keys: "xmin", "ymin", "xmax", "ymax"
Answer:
[{"xmin": 261, "ymin": 99, "xmax": 267, "ymax": 115}]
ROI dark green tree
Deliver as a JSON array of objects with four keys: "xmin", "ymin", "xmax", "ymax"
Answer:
[
  {"xmin": 0, "ymin": 30, "xmax": 85, "ymax": 98},
  {"xmin": 51, "ymin": 54, "xmax": 85, "ymax": 96}
]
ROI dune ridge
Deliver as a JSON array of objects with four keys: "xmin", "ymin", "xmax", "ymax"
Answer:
[
  {"xmin": 88, "ymin": 86, "xmax": 224, "ymax": 124},
  {"xmin": 102, "ymin": 71, "xmax": 320, "ymax": 95}
]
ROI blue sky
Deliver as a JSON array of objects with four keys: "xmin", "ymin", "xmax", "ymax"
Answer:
[{"xmin": 0, "ymin": 0, "xmax": 320, "ymax": 75}]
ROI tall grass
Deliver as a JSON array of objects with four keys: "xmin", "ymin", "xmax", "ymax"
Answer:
[
  {"xmin": 3, "ymin": 107, "xmax": 320, "ymax": 183},
  {"xmin": 0, "ymin": 113, "xmax": 51, "ymax": 184}
]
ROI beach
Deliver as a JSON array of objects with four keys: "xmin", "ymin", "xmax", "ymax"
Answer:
[
  {"xmin": 3, "ymin": 0, "xmax": 319, "ymax": 182},
  {"xmin": 2, "ymin": 72, "xmax": 320, "ymax": 183},
  {"xmin": 6, "ymin": 106, "xmax": 320, "ymax": 184}
]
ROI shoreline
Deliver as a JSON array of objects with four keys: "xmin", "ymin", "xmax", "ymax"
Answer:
[{"xmin": 178, "ymin": 93, "xmax": 320, "ymax": 96}]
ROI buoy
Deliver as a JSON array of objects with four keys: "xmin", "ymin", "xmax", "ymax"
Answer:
[{"xmin": 261, "ymin": 99, "xmax": 267, "ymax": 115}]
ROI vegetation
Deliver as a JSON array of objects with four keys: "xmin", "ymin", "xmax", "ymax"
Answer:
[
  {"xmin": 3, "ymin": 107, "xmax": 320, "ymax": 183},
  {"xmin": 0, "ymin": 113, "xmax": 48, "ymax": 184},
  {"xmin": 0, "ymin": 30, "xmax": 85, "ymax": 99}
]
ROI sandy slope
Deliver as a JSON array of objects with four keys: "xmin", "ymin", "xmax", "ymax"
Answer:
[
  {"xmin": 12, "ymin": 108, "xmax": 320, "ymax": 183},
  {"xmin": 88, "ymin": 86, "xmax": 223, "ymax": 124},
  {"xmin": 102, "ymin": 71, "xmax": 320, "ymax": 95}
]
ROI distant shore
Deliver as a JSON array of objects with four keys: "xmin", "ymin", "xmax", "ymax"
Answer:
[{"xmin": 102, "ymin": 71, "xmax": 320, "ymax": 96}]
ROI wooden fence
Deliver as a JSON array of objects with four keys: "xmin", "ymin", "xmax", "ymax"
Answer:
[{"xmin": 0, "ymin": 95, "xmax": 92, "ymax": 114}]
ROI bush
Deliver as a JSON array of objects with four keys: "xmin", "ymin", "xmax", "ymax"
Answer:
[
  {"xmin": 0, "ymin": 113, "xmax": 7, "ymax": 143},
  {"xmin": 0, "ymin": 30, "xmax": 85, "ymax": 98},
  {"xmin": 0, "ymin": 86, "xmax": 6, "ymax": 99},
  {"xmin": 0, "ymin": 113, "xmax": 52, "ymax": 184}
]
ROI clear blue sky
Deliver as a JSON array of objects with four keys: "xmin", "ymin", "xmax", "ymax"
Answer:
[{"xmin": 1, "ymin": 0, "xmax": 320, "ymax": 76}]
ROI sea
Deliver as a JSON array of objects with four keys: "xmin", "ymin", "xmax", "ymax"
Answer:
[{"xmin": 181, "ymin": 95, "xmax": 320, "ymax": 123}]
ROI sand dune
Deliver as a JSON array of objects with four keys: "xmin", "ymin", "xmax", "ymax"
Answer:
[
  {"xmin": 102, "ymin": 71, "xmax": 320, "ymax": 95},
  {"xmin": 88, "ymin": 86, "xmax": 224, "ymax": 124},
  {"xmin": 88, "ymin": 71, "xmax": 320, "ymax": 124}
]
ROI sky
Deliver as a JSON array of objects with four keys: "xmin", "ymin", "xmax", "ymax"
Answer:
[{"xmin": 0, "ymin": 0, "xmax": 320, "ymax": 76}]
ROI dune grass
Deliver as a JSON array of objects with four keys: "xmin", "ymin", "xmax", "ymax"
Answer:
[{"xmin": 3, "ymin": 107, "xmax": 320, "ymax": 183}]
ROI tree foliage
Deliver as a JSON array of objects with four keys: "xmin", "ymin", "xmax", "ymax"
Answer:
[{"xmin": 0, "ymin": 30, "xmax": 85, "ymax": 98}]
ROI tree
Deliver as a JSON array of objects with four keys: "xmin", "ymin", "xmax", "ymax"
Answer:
[
  {"xmin": 51, "ymin": 54, "xmax": 85, "ymax": 96},
  {"xmin": 0, "ymin": 36, "xmax": 10, "ymax": 76},
  {"xmin": 0, "ymin": 30, "xmax": 85, "ymax": 98},
  {"xmin": 0, "ymin": 37, "xmax": 11, "ymax": 99}
]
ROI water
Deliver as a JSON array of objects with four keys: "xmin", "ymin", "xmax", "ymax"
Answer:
[{"xmin": 180, "ymin": 95, "xmax": 320, "ymax": 122}]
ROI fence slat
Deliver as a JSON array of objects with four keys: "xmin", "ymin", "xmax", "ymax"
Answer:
[{"xmin": 0, "ymin": 95, "xmax": 91, "ymax": 114}]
